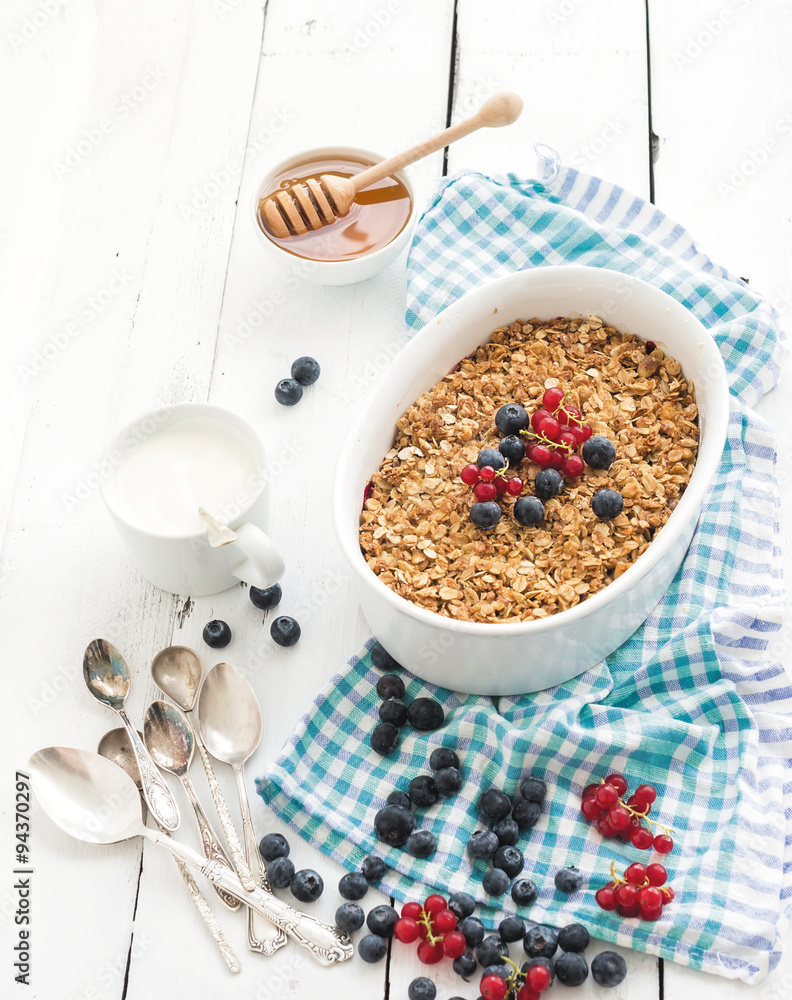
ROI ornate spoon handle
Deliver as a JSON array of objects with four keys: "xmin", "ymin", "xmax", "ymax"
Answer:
[
  {"xmin": 117, "ymin": 708, "xmax": 180, "ymax": 831},
  {"xmin": 170, "ymin": 851, "xmax": 241, "ymax": 973},
  {"xmin": 194, "ymin": 735, "xmax": 255, "ymax": 891},
  {"xmin": 153, "ymin": 833, "xmax": 354, "ymax": 966},
  {"xmin": 182, "ymin": 774, "xmax": 240, "ymax": 911}
]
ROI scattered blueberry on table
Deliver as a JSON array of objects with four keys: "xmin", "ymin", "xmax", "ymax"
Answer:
[
  {"xmin": 274, "ymin": 377, "xmax": 303, "ymax": 406},
  {"xmin": 373, "ymin": 803, "xmax": 415, "ymax": 846},
  {"xmin": 291, "ymin": 356, "xmax": 321, "ymax": 386},
  {"xmin": 591, "ymin": 950, "xmax": 627, "ymax": 987},
  {"xmin": 555, "ymin": 951, "xmax": 589, "ymax": 986},
  {"xmin": 202, "ymin": 619, "xmax": 232, "ymax": 648},
  {"xmin": 338, "ymin": 871, "xmax": 368, "ymax": 901},
  {"xmin": 360, "ymin": 855, "xmax": 386, "ymax": 882},
  {"xmin": 266, "ymin": 856, "xmax": 294, "ymax": 888},
  {"xmin": 370, "ymin": 721, "xmax": 399, "ymax": 755},
  {"xmin": 376, "ymin": 672, "xmax": 405, "ymax": 699},
  {"xmin": 405, "ymin": 829, "xmax": 437, "ymax": 859},
  {"xmin": 406, "ymin": 697, "xmax": 445, "ymax": 731},
  {"xmin": 249, "ymin": 582, "xmax": 282, "ymax": 609},
  {"xmin": 335, "ymin": 902, "xmax": 365, "ymax": 933},
  {"xmin": 378, "ymin": 697, "xmax": 408, "ymax": 727},
  {"xmin": 289, "ymin": 868, "xmax": 323, "ymax": 902},
  {"xmin": 270, "ymin": 614, "xmax": 301, "ymax": 646},
  {"xmin": 357, "ymin": 933, "xmax": 387, "ymax": 963},
  {"xmin": 258, "ymin": 832, "xmax": 290, "ymax": 860},
  {"xmin": 407, "ymin": 977, "xmax": 436, "ymax": 1000}
]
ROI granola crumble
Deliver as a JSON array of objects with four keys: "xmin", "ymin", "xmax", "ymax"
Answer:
[{"xmin": 359, "ymin": 316, "xmax": 699, "ymax": 624}]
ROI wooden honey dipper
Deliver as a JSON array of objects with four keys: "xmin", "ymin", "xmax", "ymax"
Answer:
[{"xmin": 260, "ymin": 92, "xmax": 523, "ymax": 239}]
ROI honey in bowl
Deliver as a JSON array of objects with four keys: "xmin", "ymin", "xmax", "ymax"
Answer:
[{"xmin": 257, "ymin": 155, "xmax": 412, "ymax": 262}]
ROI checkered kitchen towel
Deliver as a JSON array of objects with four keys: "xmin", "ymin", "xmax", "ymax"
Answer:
[{"xmin": 258, "ymin": 153, "xmax": 790, "ymax": 983}]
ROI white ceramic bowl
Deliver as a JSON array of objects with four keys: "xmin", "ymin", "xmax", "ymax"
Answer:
[
  {"xmin": 251, "ymin": 145, "xmax": 417, "ymax": 286},
  {"xmin": 332, "ymin": 266, "xmax": 730, "ymax": 695}
]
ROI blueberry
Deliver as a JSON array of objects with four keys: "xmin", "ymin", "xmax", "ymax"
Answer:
[
  {"xmin": 291, "ymin": 356, "xmax": 321, "ymax": 386},
  {"xmin": 434, "ymin": 766, "xmax": 462, "ymax": 796},
  {"xmin": 202, "ymin": 619, "xmax": 231, "ymax": 648},
  {"xmin": 289, "ymin": 868, "xmax": 323, "ymax": 902},
  {"xmin": 371, "ymin": 645, "xmax": 402, "ymax": 672},
  {"xmin": 591, "ymin": 951, "xmax": 627, "ymax": 987},
  {"xmin": 470, "ymin": 500, "xmax": 503, "ymax": 529},
  {"xmin": 249, "ymin": 583, "xmax": 282, "ymax": 610},
  {"xmin": 558, "ymin": 923, "xmax": 590, "ymax": 953},
  {"xmin": 519, "ymin": 775, "xmax": 547, "ymax": 803},
  {"xmin": 274, "ymin": 377, "xmax": 303, "ymax": 406},
  {"xmin": 523, "ymin": 925, "xmax": 559, "ymax": 959},
  {"xmin": 479, "ymin": 788, "xmax": 512, "ymax": 823},
  {"xmin": 499, "ymin": 916, "xmax": 526, "ymax": 943},
  {"xmin": 386, "ymin": 789, "xmax": 412, "ymax": 809},
  {"xmin": 591, "ymin": 488, "xmax": 624, "ymax": 520},
  {"xmin": 499, "ymin": 435, "xmax": 526, "ymax": 466},
  {"xmin": 482, "ymin": 963, "xmax": 510, "ymax": 981},
  {"xmin": 534, "ymin": 468, "xmax": 563, "ymax": 500},
  {"xmin": 467, "ymin": 830, "xmax": 499, "ymax": 861},
  {"xmin": 366, "ymin": 904, "xmax": 398, "ymax": 938},
  {"xmin": 513, "ymin": 496, "xmax": 545, "ymax": 526},
  {"xmin": 512, "ymin": 798, "xmax": 541, "ymax": 829},
  {"xmin": 376, "ymin": 672, "xmax": 405, "ymax": 699},
  {"xmin": 374, "ymin": 804, "xmax": 415, "ymax": 846},
  {"xmin": 370, "ymin": 722, "xmax": 399, "ymax": 755},
  {"xmin": 554, "ymin": 866, "xmax": 584, "ymax": 894},
  {"xmin": 511, "ymin": 878, "xmax": 539, "ymax": 907},
  {"xmin": 458, "ymin": 915, "xmax": 486, "ymax": 948},
  {"xmin": 407, "ymin": 698, "xmax": 445, "ymax": 731},
  {"xmin": 408, "ymin": 977, "xmax": 436, "ymax": 1000},
  {"xmin": 361, "ymin": 855, "xmax": 387, "ymax": 882},
  {"xmin": 335, "ymin": 902, "xmax": 365, "ymax": 933},
  {"xmin": 267, "ymin": 856, "xmax": 294, "ymax": 888},
  {"xmin": 338, "ymin": 871, "xmax": 369, "ymax": 900},
  {"xmin": 582, "ymin": 435, "xmax": 616, "ymax": 470},
  {"xmin": 477, "ymin": 447, "xmax": 506, "ymax": 471},
  {"xmin": 357, "ymin": 933, "xmax": 387, "ymax": 963},
  {"xmin": 408, "ymin": 775, "xmax": 438, "ymax": 808},
  {"xmin": 270, "ymin": 615, "xmax": 301, "ymax": 646},
  {"xmin": 452, "ymin": 950, "xmax": 478, "ymax": 977},
  {"xmin": 495, "ymin": 403, "xmax": 529, "ymax": 435},
  {"xmin": 555, "ymin": 952, "xmax": 588, "ymax": 987},
  {"xmin": 522, "ymin": 956, "xmax": 555, "ymax": 985},
  {"xmin": 476, "ymin": 935, "xmax": 508, "ymax": 966},
  {"xmin": 493, "ymin": 845, "xmax": 524, "ymax": 878},
  {"xmin": 482, "ymin": 867, "xmax": 510, "ymax": 895},
  {"xmin": 405, "ymin": 830, "xmax": 437, "ymax": 858},
  {"xmin": 492, "ymin": 817, "xmax": 519, "ymax": 846},
  {"xmin": 429, "ymin": 747, "xmax": 460, "ymax": 771},
  {"xmin": 258, "ymin": 833, "xmax": 290, "ymax": 860},
  {"xmin": 379, "ymin": 698, "xmax": 408, "ymax": 727},
  {"xmin": 447, "ymin": 891, "xmax": 476, "ymax": 920}
]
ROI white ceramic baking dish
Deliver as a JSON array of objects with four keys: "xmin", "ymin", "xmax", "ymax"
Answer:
[{"xmin": 332, "ymin": 266, "xmax": 730, "ymax": 695}]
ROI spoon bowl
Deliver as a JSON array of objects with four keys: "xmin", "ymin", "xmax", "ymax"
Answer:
[
  {"xmin": 143, "ymin": 701, "xmax": 194, "ymax": 778},
  {"xmin": 198, "ymin": 662, "xmax": 262, "ymax": 765},
  {"xmin": 151, "ymin": 645, "xmax": 203, "ymax": 712},
  {"xmin": 83, "ymin": 639, "xmax": 130, "ymax": 709},
  {"xmin": 30, "ymin": 746, "xmax": 146, "ymax": 845}
]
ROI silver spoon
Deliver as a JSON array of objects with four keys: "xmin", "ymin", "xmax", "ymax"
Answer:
[
  {"xmin": 150, "ymin": 646, "xmax": 255, "ymax": 893},
  {"xmin": 83, "ymin": 639, "xmax": 179, "ymax": 831},
  {"xmin": 143, "ymin": 701, "xmax": 239, "ymax": 911},
  {"xmin": 198, "ymin": 662, "xmax": 286, "ymax": 957},
  {"xmin": 29, "ymin": 747, "xmax": 353, "ymax": 966},
  {"xmin": 98, "ymin": 728, "xmax": 241, "ymax": 974}
]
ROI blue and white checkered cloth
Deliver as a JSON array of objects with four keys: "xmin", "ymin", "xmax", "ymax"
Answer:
[{"xmin": 258, "ymin": 154, "xmax": 790, "ymax": 983}]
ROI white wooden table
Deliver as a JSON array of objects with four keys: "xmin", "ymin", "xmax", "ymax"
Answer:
[{"xmin": 2, "ymin": 2, "xmax": 791, "ymax": 998}]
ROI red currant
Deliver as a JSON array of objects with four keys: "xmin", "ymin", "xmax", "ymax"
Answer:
[
  {"xmin": 531, "ymin": 408, "xmax": 553, "ymax": 432},
  {"xmin": 417, "ymin": 921, "xmax": 431, "ymax": 940},
  {"xmin": 573, "ymin": 424, "xmax": 592, "ymax": 444},
  {"xmin": 595, "ymin": 784, "xmax": 619, "ymax": 808},
  {"xmin": 595, "ymin": 885, "xmax": 617, "ymax": 910},
  {"xmin": 417, "ymin": 940, "xmax": 444, "ymax": 964},
  {"xmin": 474, "ymin": 481, "xmax": 498, "ymax": 502},
  {"xmin": 506, "ymin": 476, "xmax": 523, "ymax": 496},
  {"xmin": 646, "ymin": 863, "xmax": 667, "ymax": 886},
  {"xmin": 581, "ymin": 796, "xmax": 601, "ymax": 820},
  {"xmin": 624, "ymin": 862, "xmax": 647, "ymax": 886},
  {"xmin": 561, "ymin": 404, "xmax": 583, "ymax": 423},
  {"xmin": 653, "ymin": 834, "xmax": 674, "ymax": 854},
  {"xmin": 634, "ymin": 784, "xmax": 657, "ymax": 806},
  {"xmin": 441, "ymin": 930, "xmax": 467, "ymax": 958},
  {"xmin": 480, "ymin": 974, "xmax": 509, "ymax": 1000},
  {"xmin": 393, "ymin": 917, "xmax": 419, "ymax": 943},
  {"xmin": 479, "ymin": 466, "xmax": 496, "ymax": 482},
  {"xmin": 532, "ymin": 445, "xmax": 551, "ymax": 466},
  {"xmin": 638, "ymin": 886, "xmax": 663, "ymax": 909},
  {"xmin": 401, "ymin": 901, "xmax": 423, "ymax": 920},
  {"xmin": 631, "ymin": 826, "xmax": 654, "ymax": 850},
  {"xmin": 461, "ymin": 463, "xmax": 481, "ymax": 485},
  {"xmin": 597, "ymin": 816, "xmax": 616, "ymax": 838},
  {"xmin": 526, "ymin": 963, "xmax": 552, "ymax": 992},
  {"xmin": 582, "ymin": 783, "xmax": 599, "ymax": 799},
  {"xmin": 542, "ymin": 387, "xmax": 565, "ymax": 412},
  {"xmin": 494, "ymin": 477, "xmax": 508, "ymax": 495},
  {"xmin": 627, "ymin": 794, "xmax": 651, "ymax": 815},
  {"xmin": 423, "ymin": 894, "xmax": 447, "ymax": 914},
  {"xmin": 538, "ymin": 416, "xmax": 561, "ymax": 441},
  {"xmin": 660, "ymin": 886, "xmax": 675, "ymax": 902},
  {"xmin": 433, "ymin": 909, "xmax": 457, "ymax": 934},
  {"xmin": 526, "ymin": 441, "xmax": 541, "ymax": 461},
  {"xmin": 617, "ymin": 902, "xmax": 641, "ymax": 918},
  {"xmin": 516, "ymin": 987, "xmax": 541, "ymax": 1000},
  {"xmin": 645, "ymin": 340, "xmax": 657, "ymax": 353},
  {"xmin": 607, "ymin": 804, "xmax": 631, "ymax": 831},
  {"xmin": 556, "ymin": 430, "xmax": 577, "ymax": 451},
  {"xmin": 547, "ymin": 450, "xmax": 564, "ymax": 469},
  {"xmin": 639, "ymin": 904, "xmax": 663, "ymax": 921},
  {"xmin": 605, "ymin": 773, "xmax": 629, "ymax": 796},
  {"xmin": 615, "ymin": 883, "xmax": 639, "ymax": 908},
  {"xmin": 562, "ymin": 454, "xmax": 585, "ymax": 478}
]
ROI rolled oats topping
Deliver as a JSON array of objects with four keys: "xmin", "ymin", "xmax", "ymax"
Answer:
[{"xmin": 359, "ymin": 316, "xmax": 699, "ymax": 624}]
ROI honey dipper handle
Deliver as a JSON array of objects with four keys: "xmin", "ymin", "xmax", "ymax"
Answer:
[{"xmin": 351, "ymin": 92, "xmax": 523, "ymax": 192}]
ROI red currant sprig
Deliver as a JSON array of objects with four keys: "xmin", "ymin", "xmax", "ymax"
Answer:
[
  {"xmin": 460, "ymin": 463, "xmax": 523, "ymax": 500},
  {"xmin": 595, "ymin": 860, "xmax": 674, "ymax": 921},
  {"xmin": 480, "ymin": 955, "xmax": 548, "ymax": 1000},
  {"xmin": 393, "ymin": 896, "xmax": 466, "ymax": 963},
  {"xmin": 580, "ymin": 774, "xmax": 675, "ymax": 853},
  {"xmin": 518, "ymin": 388, "xmax": 592, "ymax": 477}
]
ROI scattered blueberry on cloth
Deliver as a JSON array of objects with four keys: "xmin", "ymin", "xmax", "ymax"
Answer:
[{"xmin": 258, "ymin": 154, "xmax": 790, "ymax": 983}]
